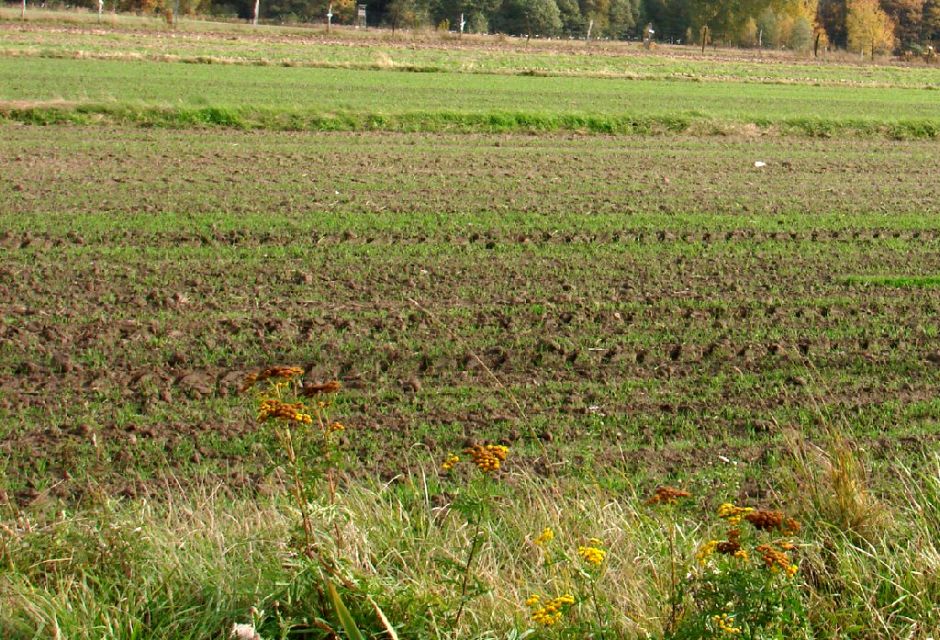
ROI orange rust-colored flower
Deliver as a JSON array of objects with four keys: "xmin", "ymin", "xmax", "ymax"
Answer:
[
  {"xmin": 646, "ymin": 486, "xmax": 692, "ymax": 506},
  {"xmin": 715, "ymin": 528, "xmax": 741, "ymax": 555},
  {"xmin": 464, "ymin": 444, "xmax": 509, "ymax": 473},
  {"xmin": 756, "ymin": 543, "xmax": 798, "ymax": 576},
  {"xmin": 301, "ymin": 380, "xmax": 342, "ymax": 397},
  {"xmin": 716, "ymin": 539, "xmax": 741, "ymax": 556},
  {"xmin": 257, "ymin": 399, "xmax": 313, "ymax": 424},
  {"xmin": 745, "ymin": 510, "xmax": 801, "ymax": 535},
  {"xmin": 241, "ymin": 365, "xmax": 304, "ymax": 391}
]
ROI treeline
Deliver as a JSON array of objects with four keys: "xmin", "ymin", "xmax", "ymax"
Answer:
[{"xmin": 75, "ymin": 0, "xmax": 940, "ymax": 53}]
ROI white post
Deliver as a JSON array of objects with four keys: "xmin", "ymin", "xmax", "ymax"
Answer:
[
  {"xmin": 326, "ymin": 3, "xmax": 332, "ymax": 32},
  {"xmin": 98, "ymin": 0, "xmax": 103, "ymax": 21},
  {"xmin": 586, "ymin": 19, "xmax": 593, "ymax": 40},
  {"xmin": 21, "ymin": 0, "xmax": 26, "ymax": 20},
  {"xmin": 253, "ymin": 0, "xmax": 260, "ymax": 25},
  {"xmin": 459, "ymin": 12, "xmax": 465, "ymax": 35}
]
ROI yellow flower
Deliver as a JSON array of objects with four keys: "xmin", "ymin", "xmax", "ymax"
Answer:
[
  {"xmin": 577, "ymin": 544, "xmax": 606, "ymax": 566},
  {"xmin": 463, "ymin": 444, "xmax": 509, "ymax": 473},
  {"xmin": 717, "ymin": 503, "xmax": 755, "ymax": 526},
  {"xmin": 528, "ymin": 594, "xmax": 575, "ymax": 626},
  {"xmin": 733, "ymin": 549, "xmax": 749, "ymax": 562},
  {"xmin": 712, "ymin": 613, "xmax": 742, "ymax": 635},
  {"xmin": 440, "ymin": 453, "xmax": 460, "ymax": 472},
  {"xmin": 534, "ymin": 527, "xmax": 554, "ymax": 547},
  {"xmin": 257, "ymin": 399, "xmax": 311, "ymax": 423},
  {"xmin": 696, "ymin": 540, "xmax": 719, "ymax": 565}
]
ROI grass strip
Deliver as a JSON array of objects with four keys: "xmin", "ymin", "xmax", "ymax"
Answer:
[
  {"xmin": 3, "ymin": 47, "xmax": 940, "ymax": 91},
  {"xmin": 3, "ymin": 102, "xmax": 939, "ymax": 138},
  {"xmin": 844, "ymin": 275, "xmax": 940, "ymax": 288}
]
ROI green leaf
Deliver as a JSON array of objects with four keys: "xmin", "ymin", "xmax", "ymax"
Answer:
[{"xmin": 325, "ymin": 578, "xmax": 366, "ymax": 640}]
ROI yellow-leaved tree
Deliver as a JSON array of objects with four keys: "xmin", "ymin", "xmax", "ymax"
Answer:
[{"xmin": 846, "ymin": 0, "xmax": 897, "ymax": 56}]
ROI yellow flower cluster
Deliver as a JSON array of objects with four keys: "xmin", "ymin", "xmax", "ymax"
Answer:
[
  {"xmin": 440, "ymin": 453, "xmax": 460, "ymax": 472},
  {"xmin": 534, "ymin": 527, "xmax": 554, "ymax": 547},
  {"xmin": 257, "ymin": 399, "xmax": 313, "ymax": 424},
  {"xmin": 711, "ymin": 613, "xmax": 742, "ymax": 635},
  {"xmin": 526, "ymin": 594, "xmax": 575, "ymax": 626},
  {"xmin": 577, "ymin": 540, "xmax": 606, "ymax": 566},
  {"xmin": 327, "ymin": 421, "xmax": 345, "ymax": 433},
  {"xmin": 463, "ymin": 444, "xmax": 509, "ymax": 473},
  {"xmin": 696, "ymin": 539, "xmax": 719, "ymax": 565},
  {"xmin": 717, "ymin": 503, "xmax": 755, "ymax": 526}
]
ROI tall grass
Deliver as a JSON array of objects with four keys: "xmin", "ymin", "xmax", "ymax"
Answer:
[{"xmin": 3, "ymin": 448, "xmax": 938, "ymax": 639}]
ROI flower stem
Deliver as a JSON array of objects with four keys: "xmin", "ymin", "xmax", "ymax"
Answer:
[{"xmin": 454, "ymin": 515, "xmax": 483, "ymax": 629}]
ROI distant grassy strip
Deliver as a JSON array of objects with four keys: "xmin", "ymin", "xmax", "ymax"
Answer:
[
  {"xmin": 845, "ymin": 275, "xmax": 940, "ymax": 288},
  {"xmin": 3, "ymin": 101, "xmax": 940, "ymax": 138},
  {"xmin": 3, "ymin": 47, "xmax": 939, "ymax": 91}
]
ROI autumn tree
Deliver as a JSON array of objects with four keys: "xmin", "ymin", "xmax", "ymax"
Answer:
[
  {"xmin": 818, "ymin": 0, "xmax": 848, "ymax": 45},
  {"xmin": 846, "ymin": 0, "xmax": 896, "ymax": 54},
  {"xmin": 881, "ymin": 0, "xmax": 925, "ymax": 49},
  {"xmin": 925, "ymin": 0, "xmax": 940, "ymax": 40}
]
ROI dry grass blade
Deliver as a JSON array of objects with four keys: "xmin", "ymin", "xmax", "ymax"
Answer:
[{"xmin": 368, "ymin": 596, "xmax": 400, "ymax": 640}]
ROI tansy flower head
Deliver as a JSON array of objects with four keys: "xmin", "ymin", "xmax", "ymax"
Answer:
[
  {"xmin": 711, "ymin": 613, "xmax": 742, "ymax": 635},
  {"xmin": 241, "ymin": 366, "xmax": 304, "ymax": 391},
  {"xmin": 463, "ymin": 444, "xmax": 509, "ymax": 473},
  {"xmin": 756, "ymin": 543, "xmax": 798, "ymax": 576},
  {"xmin": 745, "ymin": 510, "xmax": 801, "ymax": 535},
  {"xmin": 577, "ymin": 543, "xmax": 606, "ymax": 566},
  {"xmin": 717, "ymin": 503, "xmax": 755, "ymax": 525},
  {"xmin": 440, "ymin": 453, "xmax": 460, "ymax": 472},
  {"xmin": 301, "ymin": 380, "xmax": 342, "ymax": 396},
  {"xmin": 696, "ymin": 539, "xmax": 719, "ymax": 565},
  {"xmin": 534, "ymin": 527, "xmax": 554, "ymax": 547},
  {"xmin": 716, "ymin": 538, "xmax": 741, "ymax": 556},
  {"xmin": 646, "ymin": 486, "xmax": 691, "ymax": 505},
  {"xmin": 528, "ymin": 594, "xmax": 575, "ymax": 627},
  {"xmin": 257, "ymin": 399, "xmax": 312, "ymax": 424}
]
